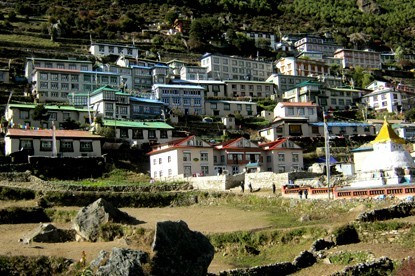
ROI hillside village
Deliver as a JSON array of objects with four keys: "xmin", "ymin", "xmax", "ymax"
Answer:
[{"xmin": 2, "ymin": 1, "xmax": 415, "ymax": 188}]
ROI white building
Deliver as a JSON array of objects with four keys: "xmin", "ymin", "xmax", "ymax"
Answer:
[
  {"xmin": 148, "ymin": 135, "xmax": 215, "ymax": 179},
  {"xmin": 25, "ymin": 57, "xmax": 94, "ymax": 79},
  {"xmin": 180, "ymin": 65, "xmax": 208, "ymax": 81},
  {"xmin": 5, "ymin": 129, "xmax": 102, "ymax": 157},
  {"xmin": 89, "ymin": 43, "xmax": 139, "ymax": 58},
  {"xmin": 245, "ymin": 31, "xmax": 278, "ymax": 50},
  {"xmin": 89, "ymin": 86, "xmax": 130, "ymax": 119},
  {"xmin": 205, "ymin": 100, "xmax": 257, "ymax": 117},
  {"xmin": 153, "ymin": 84, "xmax": 205, "ymax": 115},
  {"xmin": 259, "ymin": 138, "xmax": 304, "ymax": 173},
  {"xmin": 294, "ymin": 36, "xmax": 341, "ymax": 57},
  {"xmin": 200, "ymin": 53, "xmax": 273, "ymax": 81}
]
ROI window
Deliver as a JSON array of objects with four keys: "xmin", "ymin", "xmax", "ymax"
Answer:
[
  {"xmin": 312, "ymin": 126, "xmax": 319, "ymax": 134},
  {"xmin": 160, "ymin": 130, "xmax": 168, "ymax": 139},
  {"xmin": 51, "ymin": 82, "xmax": 59, "ymax": 90},
  {"xmin": 40, "ymin": 140, "xmax": 52, "ymax": 151},
  {"xmin": 168, "ymin": 169, "xmax": 172, "ymax": 176},
  {"xmin": 120, "ymin": 128, "xmax": 128, "ymax": 138},
  {"xmin": 276, "ymin": 127, "xmax": 283, "ymax": 133},
  {"xmin": 168, "ymin": 156, "xmax": 171, "ymax": 163},
  {"xmin": 183, "ymin": 152, "xmax": 191, "ymax": 162},
  {"xmin": 298, "ymin": 108, "xmax": 305, "ymax": 115},
  {"xmin": 278, "ymin": 153, "xmax": 285, "ymax": 161},
  {"xmin": 266, "ymin": 156, "xmax": 271, "ymax": 163},
  {"xmin": 183, "ymin": 98, "xmax": 191, "ymax": 106},
  {"xmin": 211, "ymin": 103, "xmax": 217, "ymax": 109},
  {"xmin": 71, "ymin": 75, "xmax": 78, "ymax": 82},
  {"xmin": 61, "ymin": 74, "xmax": 69, "ymax": 81},
  {"xmin": 40, "ymin": 73, "xmax": 48, "ymax": 80},
  {"xmin": 51, "ymin": 73, "xmax": 58, "ymax": 81},
  {"xmin": 68, "ymin": 64, "xmax": 76, "ymax": 70},
  {"xmin": 153, "ymin": 159, "xmax": 156, "ymax": 165},
  {"xmin": 63, "ymin": 112, "xmax": 70, "ymax": 120},
  {"xmin": 48, "ymin": 112, "xmax": 57, "ymax": 121},
  {"xmin": 224, "ymin": 103, "xmax": 230, "ymax": 110},
  {"xmin": 173, "ymin": 98, "xmax": 181, "ymax": 105},
  {"xmin": 194, "ymin": 99, "xmax": 201, "ymax": 106},
  {"xmin": 133, "ymin": 129, "xmax": 144, "ymax": 139},
  {"xmin": 287, "ymin": 107, "xmax": 294, "ymax": 115},
  {"xmin": 148, "ymin": 130, "xmax": 156, "ymax": 139},
  {"xmin": 80, "ymin": 141, "xmax": 93, "ymax": 152},
  {"xmin": 20, "ymin": 110, "xmax": 30, "ymax": 119},
  {"xmin": 308, "ymin": 108, "xmax": 314, "ymax": 115},
  {"xmin": 278, "ymin": 165, "xmax": 286, "ymax": 173},
  {"xmin": 60, "ymin": 141, "xmax": 74, "ymax": 152},
  {"xmin": 200, "ymin": 152, "xmax": 208, "ymax": 161},
  {"xmin": 84, "ymin": 75, "xmax": 91, "ymax": 82},
  {"xmin": 159, "ymin": 158, "xmax": 162, "ymax": 164},
  {"xmin": 292, "ymin": 153, "xmax": 299, "ymax": 162},
  {"xmin": 20, "ymin": 139, "xmax": 33, "ymax": 150},
  {"xmin": 201, "ymin": 166, "xmax": 209, "ymax": 175}
]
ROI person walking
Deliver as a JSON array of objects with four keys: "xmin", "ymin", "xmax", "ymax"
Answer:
[
  {"xmin": 298, "ymin": 189, "xmax": 303, "ymax": 199},
  {"xmin": 240, "ymin": 181, "xmax": 244, "ymax": 193},
  {"xmin": 304, "ymin": 189, "xmax": 308, "ymax": 199},
  {"xmin": 248, "ymin": 182, "xmax": 253, "ymax": 193},
  {"xmin": 272, "ymin": 183, "xmax": 276, "ymax": 194}
]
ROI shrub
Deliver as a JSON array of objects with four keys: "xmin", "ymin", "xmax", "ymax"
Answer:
[
  {"xmin": 99, "ymin": 223, "xmax": 124, "ymax": 242},
  {"xmin": 333, "ymin": 224, "xmax": 360, "ymax": 245}
]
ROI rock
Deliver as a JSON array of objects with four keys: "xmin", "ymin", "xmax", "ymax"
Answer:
[
  {"xmin": 292, "ymin": 250, "xmax": 316, "ymax": 269},
  {"xmin": 89, "ymin": 248, "xmax": 148, "ymax": 276},
  {"xmin": 333, "ymin": 224, "xmax": 360, "ymax": 246},
  {"xmin": 72, "ymin": 198, "xmax": 135, "ymax": 242},
  {"xmin": 310, "ymin": 238, "xmax": 335, "ymax": 252},
  {"xmin": 245, "ymin": 245, "xmax": 260, "ymax": 255},
  {"xmin": 23, "ymin": 223, "xmax": 76, "ymax": 243},
  {"xmin": 151, "ymin": 220, "xmax": 214, "ymax": 276}
]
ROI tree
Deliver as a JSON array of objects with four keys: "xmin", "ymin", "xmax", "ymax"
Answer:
[
  {"xmin": 404, "ymin": 108, "xmax": 415, "ymax": 122},
  {"xmin": 32, "ymin": 105, "xmax": 50, "ymax": 122},
  {"xmin": 165, "ymin": 10, "xmax": 179, "ymax": 25},
  {"xmin": 61, "ymin": 118, "xmax": 81, "ymax": 130}
]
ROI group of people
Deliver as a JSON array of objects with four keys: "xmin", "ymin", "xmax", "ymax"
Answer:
[
  {"xmin": 298, "ymin": 189, "xmax": 308, "ymax": 199},
  {"xmin": 240, "ymin": 181, "xmax": 277, "ymax": 194}
]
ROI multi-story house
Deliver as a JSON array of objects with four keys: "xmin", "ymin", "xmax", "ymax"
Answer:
[
  {"xmin": 130, "ymin": 97, "xmax": 166, "ymax": 120},
  {"xmin": 266, "ymin": 73, "xmax": 316, "ymax": 100},
  {"xmin": 5, "ymin": 129, "xmax": 102, "ymax": 157},
  {"xmin": 334, "ymin": 49, "xmax": 381, "ymax": 69},
  {"xmin": 259, "ymin": 138, "xmax": 304, "ymax": 173},
  {"xmin": 89, "ymin": 86, "xmax": 130, "ymax": 119},
  {"xmin": 294, "ymin": 35, "xmax": 341, "ymax": 57},
  {"xmin": 200, "ymin": 53, "xmax": 274, "ymax": 81},
  {"xmin": 171, "ymin": 79, "xmax": 227, "ymax": 98},
  {"xmin": 283, "ymin": 81, "xmax": 367, "ymax": 111},
  {"xmin": 25, "ymin": 57, "xmax": 94, "ymax": 79},
  {"xmin": 5, "ymin": 103, "xmax": 90, "ymax": 130},
  {"xmin": 166, "ymin": 59, "xmax": 188, "ymax": 77},
  {"xmin": 148, "ymin": 135, "xmax": 214, "ymax": 179},
  {"xmin": 102, "ymin": 119, "xmax": 174, "ymax": 149},
  {"xmin": 276, "ymin": 57, "xmax": 331, "ymax": 76},
  {"xmin": 31, "ymin": 68, "xmax": 121, "ymax": 103},
  {"xmin": 214, "ymin": 137, "xmax": 263, "ymax": 175},
  {"xmin": 245, "ymin": 31, "xmax": 278, "ymax": 50},
  {"xmin": 89, "ymin": 43, "xmax": 139, "ymax": 58},
  {"xmin": 223, "ymin": 80, "xmax": 274, "ymax": 99},
  {"xmin": 259, "ymin": 102, "xmax": 375, "ymax": 140},
  {"xmin": 153, "ymin": 84, "xmax": 205, "ymax": 115},
  {"xmin": 274, "ymin": 102, "xmax": 319, "ymax": 122},
  {"xmin": 205, "ymin": 100, "xmax": 257, "ymax": 117},
  {"xmin": 180, "ymin": 65, "xmax": 208, "ymax": 81}
]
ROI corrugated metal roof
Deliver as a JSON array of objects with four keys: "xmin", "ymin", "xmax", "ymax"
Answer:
[
  {"xmin": 103, "ymin": 119, "xmax": 174, "ymax": 129},
  {"xmin": 7, "ymin": 129, "xmax": 102, "ymax": 138}
]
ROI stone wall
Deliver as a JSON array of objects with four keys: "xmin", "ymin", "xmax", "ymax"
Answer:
[
  {"xmin": 356, "ymin": 202, "xmax": 415, "ymax": 222},
  {"xmin": 189, "ymin": 173, "xmax": 245, "ymax": 190}
]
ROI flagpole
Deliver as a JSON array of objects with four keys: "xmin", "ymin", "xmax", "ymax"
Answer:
[{"xmin": 324, "ymin": 112, "xmax": 331, "ymax": 199}]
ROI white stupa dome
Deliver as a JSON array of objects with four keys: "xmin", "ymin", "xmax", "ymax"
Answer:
[{"xmin": 361, "ymin": 117, "xmax": 414, "ymax": 172}]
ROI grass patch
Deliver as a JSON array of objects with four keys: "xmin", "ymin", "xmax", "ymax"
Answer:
[
  {"xmin": 329, "ymin": 251, "xmax": 374, "ymax": 265},
  {"xmin": 45, "ymin": 209, "xmax": 78, "ymax": 223},
  {"xmin": 0, "ymin": 34, "xmax": 60, "ymax": 48}
]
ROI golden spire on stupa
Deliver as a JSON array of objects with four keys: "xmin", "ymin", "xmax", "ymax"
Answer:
[{"xmin": 371, "ymin": 116, "xmax": 405, "ymax": 144}]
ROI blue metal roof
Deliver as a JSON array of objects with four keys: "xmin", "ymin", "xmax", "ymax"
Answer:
[
  {"xmin": 130, "ymin": 97, "xmax": 164, "ymax": 104},
  {"xmin": 310, "ymin": 122, "xmax": 372, "ymax": 127}
]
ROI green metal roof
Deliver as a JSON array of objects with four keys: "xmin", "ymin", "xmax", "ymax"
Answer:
[
  {"xmin": 90, "ymin": 85, "xmax": 122, "ymax": 96},
  {"xmin": 8, "ymin": 103, "xmax": 89, "ymax": 112},
  {"xmin": 294, "ymin": 80, "xmax": 322, "ymax": 88},
  {"xmin": 103, "ymin": 119, "xmax": 174, "ymax": 129}
]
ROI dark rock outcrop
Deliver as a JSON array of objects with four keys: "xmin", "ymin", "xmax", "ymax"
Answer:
[
  {"xmin": 22, "ymin": 223, "xmax": 75, "ymax": 243},
  {"xmin": 217, "ymin": 262, "xmax": 296, "ymax": 276},
  {"xmin": 333, "ymin": 224, "xmax": 360, "ymax": 246},
  {"xmin": 310, "ymin": 238, "xmax": 335, "ymax": 252},
  {"xmin": 356, "ymin": 202, "xmax": 415, "ymax": 222},
  {"xmin": 151, "ymin": 220, "xmax": 214, "ymax": 276},
  {"xmin": 331, "ymin": 256, "xmax": 394, "ymax": 276},
  {"xmin": 89, "ymin": 248, "xmax": 149, "ymax": 276},
  {"xmin": 72, "ymin": 198, "xmax": 135, "ymax": 242},
  {"xmin": 292, "ymin": 250, "xmax": 317, "ymax": 269}
]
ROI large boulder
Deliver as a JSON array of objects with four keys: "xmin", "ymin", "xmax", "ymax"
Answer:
[
  {"xmin": 89, "ymin": 248, "xmax": 149, "ymax": 276},
  {"xmin": 151, "ymin": 220, "xmax": 214, "ymax": 276},
  {"xmin": 72, "ymin": 198, "xmax": 135, "ymax": 242},
  {"xmin": 22, "ymin": 223, "xmax": 76, "ymax": 243}
]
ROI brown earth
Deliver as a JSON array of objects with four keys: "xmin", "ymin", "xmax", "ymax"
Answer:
[{"xmin": 1, "ymin": 196, "xmax": 415, "ymax": 275}]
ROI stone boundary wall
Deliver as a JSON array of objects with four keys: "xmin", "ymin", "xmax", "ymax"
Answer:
[
  {"xmin": 189, "ymin": 173, "xmax": 245, "ymax": 190},
  {"xmin": 356, "ymin": 202, "xmax": 415, "ymax": 222},
  {"xmin": 330, "ymin": 257, "xmax": 394, "ymax": 276}
]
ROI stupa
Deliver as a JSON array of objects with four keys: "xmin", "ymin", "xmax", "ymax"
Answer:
[{"xmin": 351, "ymin": 117, "xmax": 415, "ymax": 187}]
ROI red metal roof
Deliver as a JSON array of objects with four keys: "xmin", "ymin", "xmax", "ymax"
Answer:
[
  {"xmin": 6, "ymin": 129, "xmax": 102, "ymax": 139},
  {"xmin": 258, "ymin": 138, "xmax": 287, "ymax": 150}
]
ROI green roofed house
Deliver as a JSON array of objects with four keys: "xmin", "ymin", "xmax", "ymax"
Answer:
[
  {"xmin": 89, "ymin": 85, "xmax": 131, "ymax": 119},
  {"xmin": 101, "ymin": 119, "xmax": 174, "ymax": 149}
]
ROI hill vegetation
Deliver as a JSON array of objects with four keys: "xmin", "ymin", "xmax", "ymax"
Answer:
[{"xmin": 2, "ymin": 0, "xmax": 415, "ymax": 61}]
